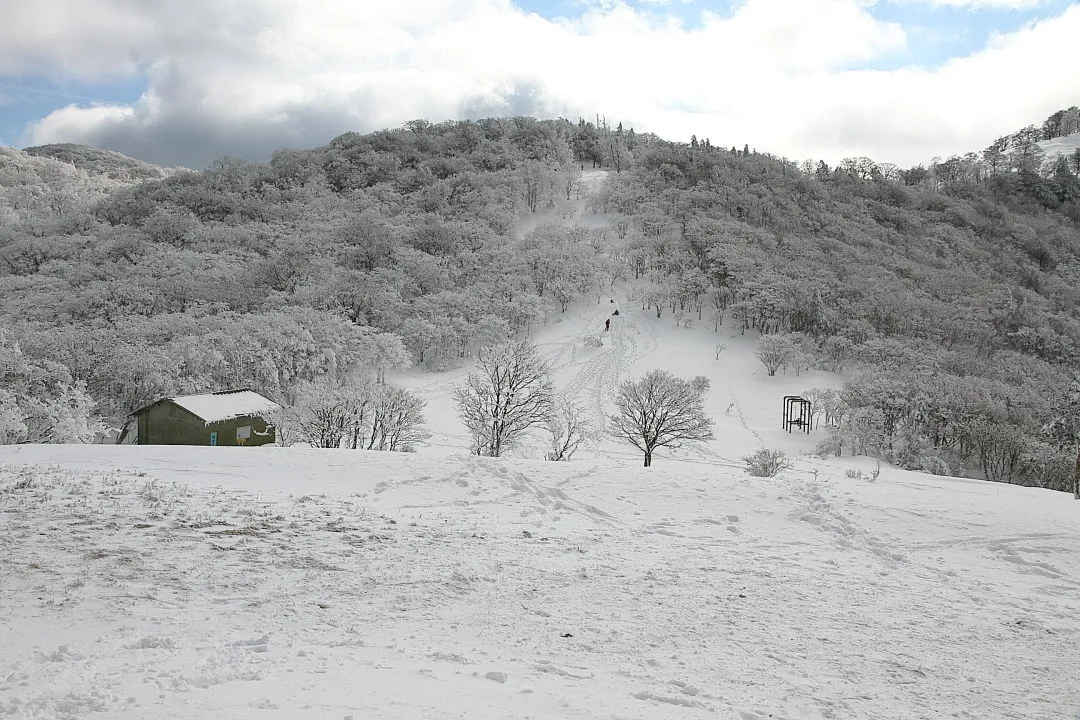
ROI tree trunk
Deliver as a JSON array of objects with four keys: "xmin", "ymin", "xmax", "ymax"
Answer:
[
  {"xmin": 1074, "ymin": 446, "xmax": 1080, "ymax": 500},
  {"xmin": 644, "ymin": 450, "xmax": 652, "ymax": 467}
]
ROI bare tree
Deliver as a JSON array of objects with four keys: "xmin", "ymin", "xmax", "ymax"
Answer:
[
  {"xmin": 455, "ymin": 339, "xmax": 554, "ymax": 457},
  {"xmin": 521, "ymin": 162, "xmax": 545, "ymax": 213},
  {"xmin": 366, "ymin": 385, "xmax": 428, "ymax": 452},
  {"xmin": 546, "ymin": 401, "xmax": 590, "ymax": 461},
  {"xmin": 291, "ymin": 380, "xmax": 351, "ymax": 448},
  {"xmin": 291, "ymin": 377, "xmax": 372, "ymax": 449},
  {"xmin": 610, "ymin": 371, "xmax": 714, "ymax": 467}
]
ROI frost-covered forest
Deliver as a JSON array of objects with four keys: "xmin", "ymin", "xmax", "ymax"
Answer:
[{"xmin": 2, "ymin": 112, "xmax": 1080, "ymax": 492}]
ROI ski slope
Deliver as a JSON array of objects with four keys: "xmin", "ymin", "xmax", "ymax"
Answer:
[{"xmin": 2, "ymin": 301, "xmax": 1079, "ymax": 720}]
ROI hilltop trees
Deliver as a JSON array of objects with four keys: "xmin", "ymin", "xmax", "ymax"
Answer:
[
  {"xmin": 455, "ymin": 339, "xmax": 554, "ymax": 457},
  {"xmin": 610, "ymin": 371, "xmax": 714, "ymax": 467}
]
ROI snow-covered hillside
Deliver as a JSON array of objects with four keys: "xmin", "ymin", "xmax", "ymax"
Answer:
[
  {"xmin": 2, "ymin": 293, "xmax": 1079, "ymax": 719},
  {"xmin": 1038, "ymin": 130, "xmax": 1080, "ymax": 168}
]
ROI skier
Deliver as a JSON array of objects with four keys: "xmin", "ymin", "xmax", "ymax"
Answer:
[{"xmin": 604, "ymin": 318, "xmax": 611, "ymax": 331}]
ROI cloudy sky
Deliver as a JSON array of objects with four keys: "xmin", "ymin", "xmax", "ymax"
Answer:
[{"xmin": 0, "ymin": 0, "xmax": 1077, "ymax": 169}]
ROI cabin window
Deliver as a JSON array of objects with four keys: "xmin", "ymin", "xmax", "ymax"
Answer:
[{"xmin": 237, "ymin": 426, "xmax": 251, "ymax": 440}]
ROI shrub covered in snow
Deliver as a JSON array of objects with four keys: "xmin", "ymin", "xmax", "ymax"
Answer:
[{"xmin": 743, "ymin": 448, "xmax": 789, "ymax": 477}]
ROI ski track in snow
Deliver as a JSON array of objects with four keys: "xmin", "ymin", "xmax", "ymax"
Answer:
[{"xmin": 551, "ymin": 302, "xmax": 656, "ymax": 439}]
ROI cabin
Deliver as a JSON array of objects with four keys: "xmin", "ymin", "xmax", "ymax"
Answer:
[{"xmin": 119, "ymin": 389, "xmax": 280, "ymax": 446}]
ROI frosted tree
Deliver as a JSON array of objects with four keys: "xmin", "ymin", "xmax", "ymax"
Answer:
[
  {"xmin": 0, "ymin": 390, "xmax": 28, "ymax": 444},
  {"xmin": 1043, "ymin": 374, "xmax": 1080, "ymax": 499},
  {"xmin": 0, "ymin": 328, "xmax": 99, "ymax": 444},
  {"xmin": 819, "ymin": 407, "xmax": 887, "ymax": 458},
  {"xmin": 755, "ymin": 334, "xmax": 795, "ymax": 376},
  {"xmin": 455, "ymin": 339, "xmax": 554, "ymax": 457},
  {"xmin": 373, "ymin": 333, "xmax": 412, "ymax": 383},
  {"xmin": 290, "ymin": 377, "xmax": 373, "ymax": 449},
  {"xmin": 264, "ymin": 405, "xmax": 298, "ymax": 448},
  {"xmin": 610, "ymin": 371, "xmax": 714, "ymax": 467}
]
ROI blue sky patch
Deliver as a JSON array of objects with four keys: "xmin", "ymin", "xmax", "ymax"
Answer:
[
  {"xmin": 515, "ymin": 0, "xmax": 737, "ymax": 27},
  {"xmin": 0, "ymin": 76, "xmax": 145, "ymax": 148},
  {"xmin": 866, "ymin": 0, "xmax": 1075, "ymax": 70}
]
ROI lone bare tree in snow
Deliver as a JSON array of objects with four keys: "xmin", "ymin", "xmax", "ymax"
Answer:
[
  {"xmin": 455, "ymin": 339, "xmax": 554, "ymax": 457},
  {"xmin": 546, "ymin": 401, "xmax": 591, "ymax": 461},
  {"xmin": 610, "ymin": 370, "xmax": 714, "ymax": 467}
]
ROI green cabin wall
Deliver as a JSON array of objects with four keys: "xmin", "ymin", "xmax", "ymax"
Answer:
[{"xmin": 134, "ymin": 401, "xmax": 276, "ymax": 446}]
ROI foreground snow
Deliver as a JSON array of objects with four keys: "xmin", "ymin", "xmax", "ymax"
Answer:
[{"xmin": 2, "ymin": 445, "xmax": 1078, "ymax": 720}]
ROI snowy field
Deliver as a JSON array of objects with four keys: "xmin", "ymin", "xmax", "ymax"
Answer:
[
  {"xmin": 2, "ymin": 444, "xmax": 1078, "ymax": 719},
  {"xmin": 3, "ymin": 298, "xmax": 1080, "ymax": 719}
]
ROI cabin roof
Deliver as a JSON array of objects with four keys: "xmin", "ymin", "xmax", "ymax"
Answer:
[{"xmin": 133, "ymin": 390, "xmax": 281, "ymax": 424}]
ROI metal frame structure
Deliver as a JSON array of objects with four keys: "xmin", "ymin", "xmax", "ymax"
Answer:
[{"xmin": 782, "ymin": 395, "xmax": 812, "ymax": 433}]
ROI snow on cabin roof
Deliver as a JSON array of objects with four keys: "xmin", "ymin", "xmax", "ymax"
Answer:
[{"xmin": 168, "ymin": 390, "xmax": 280, "ymax": 424}]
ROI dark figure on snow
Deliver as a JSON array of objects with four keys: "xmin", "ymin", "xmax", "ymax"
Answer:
[
  {"xmin": 605, "ymin": 318, "xmax": 611, "ymax": 331},
  {"xmin": 612, "ymin": 309, "xmax": 619, "ymax": 316}
]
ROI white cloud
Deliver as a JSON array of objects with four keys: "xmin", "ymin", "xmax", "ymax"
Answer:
[
  {"xmin": 889, "ymin": 0, "xmax": 1049, "ymax": 8},
  {"xmin": 8, "ymin": 0, "xmax": 1080, "ymax": 168}
]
